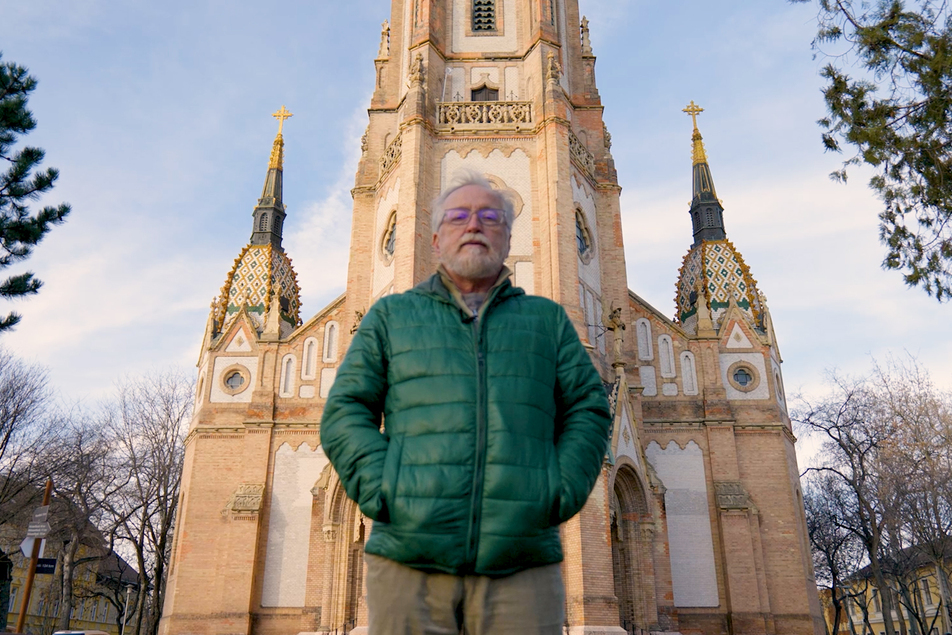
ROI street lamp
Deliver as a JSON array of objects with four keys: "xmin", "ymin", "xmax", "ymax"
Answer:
[{"xmin": 119, "ymin": 584, "xmax": 133, "ymax": 635}]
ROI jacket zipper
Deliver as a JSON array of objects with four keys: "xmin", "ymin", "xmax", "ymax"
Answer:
[{"xmin": 464, "ymin": 300, "xmax": 493, "ymax": 567}]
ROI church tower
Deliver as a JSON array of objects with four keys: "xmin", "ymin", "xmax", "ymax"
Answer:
[
  {"xmin": 161, "ymin": 5, "xmax": 826, "ymax": 635},
  {"xmin": 344, "ymin": 0, "xmax": 628, "ymax": 377}
]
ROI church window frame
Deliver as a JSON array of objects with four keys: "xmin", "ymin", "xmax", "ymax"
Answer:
[
  {"xmin": 658, "ymin": 335, "xmax": 675, "ymax": 378},
  {"xmin": 302, "ymin": 337, "xmax": 319, "ymax": 380},
  {"xmin": 259, "ymin": 214, "xmax": 268, "ymax": 231},
  {"xmin": 323, "ymin": 321, "xmax": 340, "ymax": 363},
  {"xmin": 680, "ymin": 351, "xmax": 698, "ymax": 395},
  {"xmin": 471, "ymin": 85, "xmax": 499, "ymax": 101},
  {"xmin": 726, "ymin": 361, "xmax": 759, "ymax": 393},
  {"xmin": 279, "ymin": 354, "xmax": 296, "ymax": 398},
  {"xmin": 575, "ymin": 208, "xmax": 594, "ymax": 264},
  {"xmin": 220, "ymin": 364, "xmax": 250, "ymax": 396},
  {"xmin": 380, "ymin": 210, "xmax": 397, "ymax": 265},
  {"xmin": 635, "ymin": 318, "xmax": 653, "ymax": 361}
]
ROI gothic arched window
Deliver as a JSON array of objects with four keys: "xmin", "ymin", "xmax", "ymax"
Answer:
[
  {"xmin": 472, "ymin": 0, "xmax": 497, "ymax": 32},
  {"xmin": 259, "ymin": 214, "xmax": 268, "ymax": 231},
  {"xmin": 323, "ymin": 321, "xmax": 339, "ymax": 363},
  {"xmin": 658, "ymin": 335, "xmax": 675, "ymax": 378},
  {"xmin": 635, "ymin": 318, "xmax": 653, "ymax": 361},
  {"xmin": 575, "ymin": 209, "xmax": 593, "ymax": 262},
  {"xmin": 380, "ymin": 210, "xmax": 397, "ymax": 264}
]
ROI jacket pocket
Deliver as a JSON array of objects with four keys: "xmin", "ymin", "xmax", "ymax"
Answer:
[
  {"xmin": 379, "ymin": 435, "xmax": 403, "ymax": 522},
  {"xmin": 546, "ymin": 443, "xmax": 562, "ymax": 526}
]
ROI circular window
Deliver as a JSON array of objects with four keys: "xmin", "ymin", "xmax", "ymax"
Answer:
[
  {"xmin": 575, "ymin": 209, "xmax": 594, "ymax": 264},
  {"xmin": 380, "ymin": 210, "xmax": 396, "ymax": 264},
  {"xmin": 726, "ymin": 362, "xmax": 759, "ymax": 392},
  {"xmin": 220, "ymin": 364, "xmax": 251, "ymax": 395}
]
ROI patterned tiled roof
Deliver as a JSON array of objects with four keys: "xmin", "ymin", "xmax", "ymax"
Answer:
[
  {"xmin": 212, "ymin": 243, "xmax": 302, "ymax": 333},
  {"xmin": 675, "ymin": 239, "xmax": 762, "ymax": 329}
]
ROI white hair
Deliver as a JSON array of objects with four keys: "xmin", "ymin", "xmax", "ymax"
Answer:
[{"xmin": 431, "ymin": 169, "xmax": 516, "ymax": 229}]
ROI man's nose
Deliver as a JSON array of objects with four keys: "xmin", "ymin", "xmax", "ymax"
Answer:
[{"xmin": 464, "ymin": 211, "xmax": 484, "ymax": 231}]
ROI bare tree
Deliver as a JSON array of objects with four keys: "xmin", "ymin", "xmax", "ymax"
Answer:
[
  {"xmin": 0, "ymin": 346, "xmax": 53, "ymax": 518},
  {"xmin": 46, "ymin": 410, "xmax": 128, "ymax": 632},
  {"xmin": 797, "ymin": 371, "xmax": 905, "ymax": 635},
  {"xmin": 804, "ymin": 471, "xmax": 868, "ymax": 635},
  {"xmin": 105, "ymin": 370, "xmax": 192, "ymax": 635},
  {"xmin": 798, "ymin": 357, "xmax": 952, "ymax": 635}
]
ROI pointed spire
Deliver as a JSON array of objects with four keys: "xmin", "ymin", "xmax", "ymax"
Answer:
[
  {"xmin": 251, "ymin": 106, "xmax": 293, "ymax": 250},
  {"xmin": 682, "ymin": 101, "xmax": 726, "ymax": 247}
]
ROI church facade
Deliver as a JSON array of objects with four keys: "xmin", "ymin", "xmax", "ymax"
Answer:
[{"xmin": 158, "ymin": 2, "xmax": 825, "ymax": 635}]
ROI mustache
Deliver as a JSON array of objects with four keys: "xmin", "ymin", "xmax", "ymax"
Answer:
[{"xmin": 459, "ymin": 233, "xmax": 491, "ymax": 248}]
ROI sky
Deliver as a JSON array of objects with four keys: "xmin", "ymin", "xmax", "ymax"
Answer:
[{"xmin": 1, "ymin": 0, "xmax": 949, "ymax": 423}]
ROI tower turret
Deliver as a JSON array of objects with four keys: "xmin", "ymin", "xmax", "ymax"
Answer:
[
  {"xmin": 684, "ymin": 101, "xmax": 726, "ymax": 247},
  {"xmin": 210, "ymin": 108, "xmax": 302, "ymax": 338},
  {"xmin": 675, "ymin": 102, "xmax": 763, "ymax": 333},
  {"xmin": 251, "ymin": 106, "xmax": 292, "ymax": 249}
]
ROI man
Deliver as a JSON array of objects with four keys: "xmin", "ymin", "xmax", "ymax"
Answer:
[{"xmin": 321, "ymin": 171, "xmax": 611, "ymax": 634}]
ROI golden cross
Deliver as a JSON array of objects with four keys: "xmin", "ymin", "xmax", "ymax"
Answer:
[
  {"xmin": 272, "ymin": 105, "xmax": 293, "ymax": 135},
  {"xmin": 683, "ymin": 100, "xmax": 704, "ymax": 129}
]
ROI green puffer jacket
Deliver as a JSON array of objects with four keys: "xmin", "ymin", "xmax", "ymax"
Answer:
[{"xmin": 321, "ymin": 274, "xmax": 610, "ymax": 576}]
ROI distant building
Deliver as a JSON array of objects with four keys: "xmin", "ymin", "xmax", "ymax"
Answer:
[
  {"xmin": 822, "ymin": 545, "xmax": 952, "ymax": 635},
  {"xmin": 160, "ymin": 2, "xmax": 825, "ymax": 635},
  {"xmin": 0, "ymin": 534, "xmax": 137, "ymax": 635}
]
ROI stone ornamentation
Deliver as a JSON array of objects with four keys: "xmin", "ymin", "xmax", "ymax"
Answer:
[
  {"xmin": 569, "ymin": 131, "xmax": 596, "ymax": 178},
  {"xmin": 714, "ymin": 481, "xmax": 752, "ymax": 510},
  {"xmin": 545, "ymin": 51, "xmax": 562, "ymax": 84},
  {"xmin": 224, "ymin": 483, "xmax": 265, "ymax": 515},
  {"xmin": 438, "ymin": 101, "xmax": 532, "ymax": 129},
  {"xmin": 580, "ymin": 17, "xmax": 592, "ymax": 55},
  {"xmin": 379, "ymin": 132, "xmax": 402, "ymax": 178}
]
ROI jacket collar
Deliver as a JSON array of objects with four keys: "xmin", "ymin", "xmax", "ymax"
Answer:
[{"xmin": 411, "ymin": 266, "xmax": 522, "ymax": 314}]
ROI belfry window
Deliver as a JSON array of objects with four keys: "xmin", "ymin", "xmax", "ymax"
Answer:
[
  {"xmin": 259, "ymin": 214, "xmax": 268, "ymax": 231},
  {"xmin": 472, "ymin": 0, "xmax": 497, "ymax": 32},
  {"xmin": 471, "ymin": 85, "xmax": 498, "ymax": 101}
]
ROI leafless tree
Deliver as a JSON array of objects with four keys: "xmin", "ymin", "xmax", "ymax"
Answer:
[
  {"xmin": 104, "ymin": 370, "xmax": 192, "ymax": 635},
  {"xmin": 804, "ymin": 471, "xmax": 868, "ymax": 635},
  {"xmin": 0, "ymin": 346, "xmax": 53, "ymax": 519},
  {"xmin": 45, "ymin": 409, "xmax": 128, "ymax": 632},
  {"xmin": 798, "ymin": 356, "xmax": 952, "ymax": 635}
]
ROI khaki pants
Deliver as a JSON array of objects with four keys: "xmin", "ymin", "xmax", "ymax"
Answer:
[{"xmin": 365, "ymin": 553, "xmax": 565, "ymax": 635}]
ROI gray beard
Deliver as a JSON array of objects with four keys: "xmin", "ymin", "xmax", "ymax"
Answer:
[{"xmin": 442, "ymin": 248, "xmax": 506, "ymax": 281}]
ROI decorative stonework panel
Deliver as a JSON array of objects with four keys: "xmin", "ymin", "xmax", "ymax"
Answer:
[
  {"xmin": 569, "ymin": 131, "xmax": 596, "ymax": 179},
  {"xmin": 714, "ymin": 481, "xmax": 751, "ymax": 510},
  {"xmin": 261, "ymin": 443, "xmax": 330, "ymax": 607},
  {"xmin": 437, "ymin": 101, "xmax": 532, "ymax": 131},
  {"xmin": 645, "ymin": 441, "xmax": 719, "ymax": 607},
  {"xmin": 224, "ymin": 483, "xmax": 265, "ymax": 515}
]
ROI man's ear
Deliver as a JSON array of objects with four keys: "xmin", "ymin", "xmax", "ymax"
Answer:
[{"xmin": 431, "ymin": 232, "xmax": 441, "ymax": 259}]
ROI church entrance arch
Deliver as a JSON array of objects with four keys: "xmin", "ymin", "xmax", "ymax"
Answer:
[{"xmin": 611, "ymin": 465, "xmax": 657, "ymax": 635}]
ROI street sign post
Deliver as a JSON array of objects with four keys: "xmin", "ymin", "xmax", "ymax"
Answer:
[
  {"xmin": 19, "ymin": 538, "xmax": 45, "ymax": 559},
  {"xmin": 35, "ymin": 559, "xmax": 56, "ymax": 575},
  {"xmin": 16, "ymin": 480, "xmax": 52, "ymax": 634}
]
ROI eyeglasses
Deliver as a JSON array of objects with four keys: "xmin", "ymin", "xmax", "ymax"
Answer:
[{"xmin": 441, "ymin": 208, "xmax": 507, "ymax": 227}]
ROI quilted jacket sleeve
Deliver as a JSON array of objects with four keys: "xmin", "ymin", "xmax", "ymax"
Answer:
[
  {"xmin": 552, "ymin": 307, "xmax": 611, "ymax": 524},
  {"xmin": 320, "ymin": 303, "xmax": 391, "ymax": 522}
]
